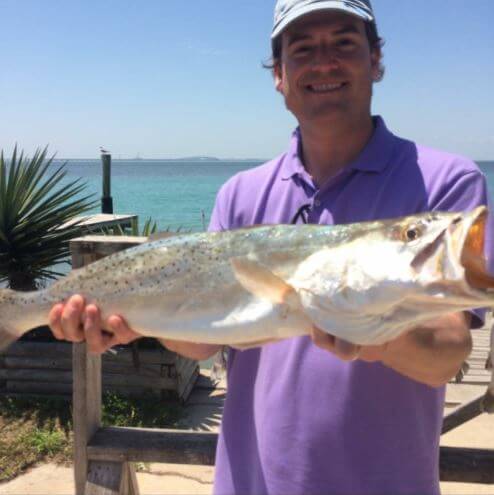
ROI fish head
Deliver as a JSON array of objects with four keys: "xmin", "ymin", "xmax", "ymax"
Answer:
[
  {"xmin": 405, "ymin": 205, "xmax": 493, "ymax": 295},
  {"xmin": 294, "ymin": 207, "xmax": 494, "ymax": 344}
]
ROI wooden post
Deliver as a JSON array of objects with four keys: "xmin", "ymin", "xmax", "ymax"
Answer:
[
  {"xmin": 72, "ymin": 248, "xmax": 103, "ymax": 495},
  {"xmin": 101, "ymin": 152, "xmax": 113, "ymax": 214},
  {"xmin": 74, "ymin": 344, "xmax": 102, "ymax": 495},
  {"xmin": 71, "ymin": 236, "xmax": 147, "ymax": 495}
]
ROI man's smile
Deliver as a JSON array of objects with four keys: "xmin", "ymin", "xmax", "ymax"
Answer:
[{"xmin": 305, "ymin": 82, "xmax": 347, "ymax": 93}]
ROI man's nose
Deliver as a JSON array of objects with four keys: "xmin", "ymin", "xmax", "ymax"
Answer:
[{"xmin": 311, "ymin": 46, "xmax": 340, "ymax": 71}]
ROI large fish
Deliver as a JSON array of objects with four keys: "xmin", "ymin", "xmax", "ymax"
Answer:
[{"xmin": 1, "ymin": 206, "xmax": 494, "ymax": 409}]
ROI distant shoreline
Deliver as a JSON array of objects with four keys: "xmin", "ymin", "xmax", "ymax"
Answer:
[
  {"xmin": 54, "ymin": 158, "xmax": 493, "ymax": 165},
  {"xmin": 55, "ymin": 157, "xmax": 267, "ymax": 163}
]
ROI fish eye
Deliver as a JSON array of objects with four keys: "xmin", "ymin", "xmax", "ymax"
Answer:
[{"xmin": 402, "ymin": 223, "xmax": 423, "ymax": 242}]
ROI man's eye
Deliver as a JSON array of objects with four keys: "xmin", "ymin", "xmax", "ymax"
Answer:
[
  {"xmin": 336, "ymin": 39, "xmax": 356, "ymax": 50},
  {"xmin": 294, "ymin": 46, "xmax": 311, "ymax": 55}
]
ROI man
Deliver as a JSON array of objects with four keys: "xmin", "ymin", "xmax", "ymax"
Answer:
[{"xmin": 49, "ymin": 1, "xmax": 493, "ymax": 494}]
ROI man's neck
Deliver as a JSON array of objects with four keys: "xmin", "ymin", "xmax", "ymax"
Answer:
[{"xmin": 299, "ymin": 115, "xmax": 375, "ymax": 186}]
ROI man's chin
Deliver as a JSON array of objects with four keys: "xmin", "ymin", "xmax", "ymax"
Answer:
[{"xmin": 297, "ymin": 104, "xmax": 350, "ymax": 124}]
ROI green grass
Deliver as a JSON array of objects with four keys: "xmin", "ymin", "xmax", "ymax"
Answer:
[{"xmin": 0, "ymin": 392, "xmax": 185, "ymax": 482}]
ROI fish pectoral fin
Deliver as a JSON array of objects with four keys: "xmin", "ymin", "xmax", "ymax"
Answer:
[{"xmin": 231, "ymin": 257, "xmax": 296, "ymax": 305}]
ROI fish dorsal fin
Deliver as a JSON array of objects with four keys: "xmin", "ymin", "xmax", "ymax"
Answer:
[{"xmin": 231, "ymin": 257, "xmax": 297, "ymax": 305}]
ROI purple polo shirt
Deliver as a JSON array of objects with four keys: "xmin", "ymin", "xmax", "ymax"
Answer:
[{"xmin": 208, "ymin": 117, "xmax": 493, "ymax": 495}]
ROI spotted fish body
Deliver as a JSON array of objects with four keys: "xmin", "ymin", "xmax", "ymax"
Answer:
[{"xmin": 1, "ymin": 207, "xmax": 494, "ymax": 409}]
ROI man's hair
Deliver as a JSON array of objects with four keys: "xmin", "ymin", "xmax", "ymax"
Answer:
[{"xmin": 263, "ymin": 21, "xmax": 385, "ymax": 82}]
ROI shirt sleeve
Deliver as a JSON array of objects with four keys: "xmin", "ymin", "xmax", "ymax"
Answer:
[
  {"xmin": 208, "ymin": 198, "xmax": 225, "ymax": 233},
  {"xmin": 208, "ymin": 182, "xmax": 231, "ymax": 233},
  {"xmin": 430, "ymin": 169, "xmax": 494, "ymax": 328}
]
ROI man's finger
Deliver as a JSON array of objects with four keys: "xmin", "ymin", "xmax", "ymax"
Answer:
[
  {"xmin": 48, "ymin": 304, "xmax": 65, "ymax": 340},
  {"xmin": 107, "ymin": 315, "xmax": 140, "ymax": 345},
  {"xmin": 334, "ymin": 338, "xmax": 361, "ymax": 361},
  {"xmin": 84, "ymin": 304, "xmax": 105, "ymax": 354},
  {"xmin": 311, "ymin": 327, "xmax": 360, "ymax": 361},
  {"xmin": 60, "ymin": 295, "xmax": 85, "ymax": 342},
  {"xmin": 311, "ymin": 326, "xmax": 337, "ymax": 352}
]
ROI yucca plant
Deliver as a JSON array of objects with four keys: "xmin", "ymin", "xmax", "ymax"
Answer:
[
  {"xmin": 100, "ymin": 217, "xmax": 158, "ymax": 237},
  {"xmin": 99, "ymin": 218, "xmax": 194, "ymax": 238},
  {"xmin": 0, "ymin": 146, "xmax": 96, "ymax": 291}
]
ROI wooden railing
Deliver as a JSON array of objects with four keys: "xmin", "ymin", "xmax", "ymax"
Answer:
[{"xmin": 70, "ymin": 235, "xmax": 210, "ymax": 495}]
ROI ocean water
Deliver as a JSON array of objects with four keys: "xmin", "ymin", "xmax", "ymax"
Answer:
[
  {"xmin": 53, "ymin": 159, "xmax": 262, "ymax": 232},
  {"xmin": 52, "ymin": 159, "xmax": 494, "ymax": 232}
]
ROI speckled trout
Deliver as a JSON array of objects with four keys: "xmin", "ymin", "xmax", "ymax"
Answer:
[{"xmin": 1, "ymin": 207, "xmax": 494, "ymax": 409}]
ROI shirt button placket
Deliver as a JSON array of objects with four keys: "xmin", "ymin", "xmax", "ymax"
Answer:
[{"xmin": 308, "ymin": 197, "xmax": 321, "ymax": 223}]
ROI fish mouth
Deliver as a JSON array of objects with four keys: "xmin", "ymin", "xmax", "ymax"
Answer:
[{"xmin": 456, "ymin": 206, "xmax": 494, "ymax": 290}]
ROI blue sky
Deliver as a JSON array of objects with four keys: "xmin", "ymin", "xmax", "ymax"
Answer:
[{"xmin": 1, "ymin": 0, "xmax": 493, "ymax": 160}]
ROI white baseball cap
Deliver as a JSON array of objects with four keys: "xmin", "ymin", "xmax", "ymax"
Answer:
[{"xmin": 272, "ymin": 0, "xmax": 375, "ymax": 40}]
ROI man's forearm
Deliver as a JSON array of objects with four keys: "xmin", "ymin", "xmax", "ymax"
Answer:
[
  {"xmin": 378, "ymin": 312, "xmax": 472, "ymax": 388},
  {"xmin": 159, "ymin": 339, "xmax": 222, "ymax": 361}
]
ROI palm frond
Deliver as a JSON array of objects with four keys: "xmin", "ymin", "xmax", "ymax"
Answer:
[{"xmin": 0, "ymin": 146, "xmax": 96, "ymax": 290}]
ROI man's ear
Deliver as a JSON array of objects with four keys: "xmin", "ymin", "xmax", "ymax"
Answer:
[
  {"xmin": 274, "ymin": 64, "xmax": 283, "ymax": 93},
  {"xmin": 370, "ymin": 48, "xmax": 383, "ymax": 82}
]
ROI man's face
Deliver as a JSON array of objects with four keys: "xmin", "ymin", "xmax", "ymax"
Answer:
[{"xmin": 274, "ymin": 11, "xmax": 381, "ymax": 127}]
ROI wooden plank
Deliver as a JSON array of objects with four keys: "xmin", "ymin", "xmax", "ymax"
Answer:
[
  {"xmin": 103, "ymin": 374, "xmax": 177, "ymax": 389},
  {"xmin": 2, "ymin": 357, "xmax": 164, "ymax": 377},
  {"xmin": 2, "ymin": 343, "xmax": 176, "ymax": 365},
  {"xmin": 178, "ymin": 365, "xmax": 200, "ymax": 403},
  {"xmin": 4, "ymin": 356, "xmax": 73, "ymax": 370},
  {"xmin": 461, "ymin": 375, "xmax": 490, "ymax": 385},
  {"xmin": 5, "ymin": 381, "xmax": 72, "ymax": 395},
  {"xmin": 440, "ymin": 446, "xmax": 494, "ymax": 483},
  {"xmin": 0, "ymin": 369, "xmax": 178, "ymax": 389},
  {"xmin": 85, "ymin": 461, "xmax": 125, "ymax": 495},
  {"xmin": 62, "ymin": 214, "xmax": 138, "ymax": 232},
  {"xmin": 441, "ymin": 396, "xmax": 484, "ymax": 434},
  {"xmin": 105, "ymin": 347, "xmax": 176, "ymax": 365},
  {"xmin": 124, "ymin": 463, "xmax": 140, "ymax": 495},
  {"xmin": 4, "ymin": 342, "xmax": 72, "ymax": 358},
  {"xmin": 87, "ymin": 426, "xmax": 218, "ymax": 466},
  {"xmin": 0, "ymin": 369, "xmax": 73, "ymax": 382}
]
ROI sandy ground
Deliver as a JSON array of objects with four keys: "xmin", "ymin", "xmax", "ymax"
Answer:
[{"xmin": 1, "ymin": 380, "xmax": 493, "ymax": 495}]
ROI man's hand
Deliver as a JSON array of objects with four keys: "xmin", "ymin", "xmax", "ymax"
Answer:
[
  {"xmin": 311, "ymin": 312, "xmax": 472, "ymax": 387},
  {"xmin": 310, "ymin": 327, "xmax": 385, "ymax": 362},
  {"xmin": 48, "ymin": 294, "xmax": 140, "ymax": 354}
]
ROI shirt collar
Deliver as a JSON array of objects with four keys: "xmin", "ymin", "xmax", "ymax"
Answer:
[
  {"xmin": 280, "ymin": 128, "xmax": 307, "ymax": 181},
  {"xmin": 280, "ymin": 116, "xmax": 395, "ymax": 180}
]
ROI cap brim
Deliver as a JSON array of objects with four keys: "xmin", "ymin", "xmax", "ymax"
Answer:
[{"xmin": 271, "ymin": 1, "xmax": 374, "ymax": 40}]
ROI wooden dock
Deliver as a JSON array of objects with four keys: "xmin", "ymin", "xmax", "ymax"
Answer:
[
  {"xmin": 451, "ymin": 318, "xmax": 492, "ymax": 385},
  {"xmin": 60, "ymin": 213, "xmax": 138, "ymax": 232}
]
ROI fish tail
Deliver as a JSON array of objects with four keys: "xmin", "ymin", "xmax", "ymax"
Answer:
[{"xmin": 0, "ymin": 289, "xmax": 29, "ymax": 354}]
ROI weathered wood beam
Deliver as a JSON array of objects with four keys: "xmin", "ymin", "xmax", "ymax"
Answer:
[
  {"xmin": 441, "ymin": 396, "xmax": 484, "ymax": 434},
  {"xmin": 87, "ymin": 427, "xmax": 218, "ymax": 466},
  {"xmin": 440, "ymin": 446, "xmax": 494, "ymax": 483}
]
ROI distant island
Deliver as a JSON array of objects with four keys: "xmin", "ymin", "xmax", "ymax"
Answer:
[
  {"xmin": 119, "ymin": 156, "xmax": 264, "ymax": 162},
  {"xmin": 59, "ymin": 156, "xmax": 266, "ymax": 163},
  {"xmin": 167, "ymin": 156, "xmax": 221, "ymax": 162}
]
